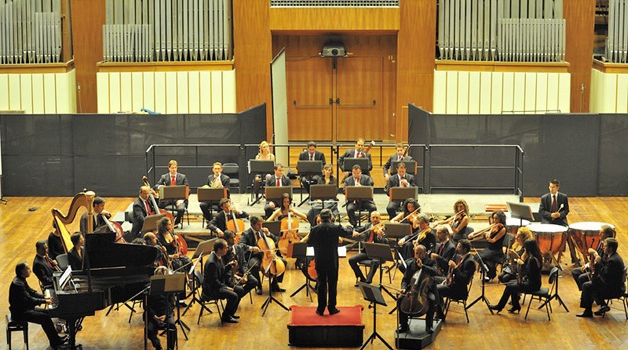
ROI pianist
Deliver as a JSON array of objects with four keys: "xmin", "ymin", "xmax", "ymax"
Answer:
[{"xmin": 9, "ymin": 262, "xmax": 68, "ymax": 349}]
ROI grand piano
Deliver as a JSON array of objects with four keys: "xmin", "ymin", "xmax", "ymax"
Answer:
[{"xmin": 49, "ymin": 191, "xmax": 160, "ymax": 349}]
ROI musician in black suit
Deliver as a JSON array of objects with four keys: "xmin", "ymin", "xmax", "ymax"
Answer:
[
  {"xmin": 436, "ymin": 239, "xmax": 475, "ymax": 321},
  {"xmin": 47, "ymin": 221, "xmax": 64, "ymax": 261},
  {"xmin": 343, "ymin": 165, "xmax": 377, "ymax": 227},
  {"xmin": 397, "ymin": 244, "xmax": 439, "ymax": 334},
  {"xmin": 577, "ymin": 238, "xmax": 626, "ymax": 317},
  {"xmin": 264, "ymin": 163, "xmax": 291, "ymax": 219},
  {"xmin": 430, "ymin": 226, "xmax": 457, "ymax": 283},
  {"xmin": 572, "ymin": 225, "xmax": 615, "ymax": 290},
  {"xmin": 33, "ymin": 241, "xmax": 57, "ymax": 290},
  {"xmin": 383, "ymin": 143, "xmax": 413, "ymax": 179},
  {"xmin": 79, "ymin": 196, "xmax": 110, "ymax": 235},
  {"xmin": 397, "ymin": 213, "xmax": 436, "ymax": 262},
  {"xmin": 223, "ymin": 231, "xmax": 258, "ymax": 297},
  {"xmin": 208, "ymin": 198, "xmax": 248, "ymax": 237},
  {"xmin": 131, "ymin": 186, "xmax": 160, "ymax": 239},
  {"xmin": 156, "ymin": 159, "xmax": 189, "ymax": 226},
  {"xmin": 9, "ymin": 262, "xmax": 68, "ymax": 349},
  {"xmin": 306, "ymin": 209, "xmax": 353, "ymax": 316},
  {"xmin": 298, "ymin": 141, "xmax": 327, "ymax": 192},
  {"xmin": 348, "ymin": 212, "xmax": 389, "ymax": 285},
  {"xmin": 67, "ymin": 233, "xmax": 84, "ymax": 271},
  {"xmin": 199, "ymin": 162, "xmax": 231, "ymax": 224},
  {"xmin": 146, "ymin": 266, "xmax": 176, "ymax": 350},
  {"xmin": 539, "ymin": 179, "xmax": 575, "ymax": 263},
  {"xmin": 385, "ymin": 162, "xmax": 416, "ymax": 219},
  {"xmin": 203, "ymin": 239, "xmax": 244, "ymax": 324},
  {"xmin": 237, "ymin": 216, "xmax": 286, "ymax": 295},
  {"xmin": 338, "ymin": 138, "xmax": 373, "ymax": 176}
]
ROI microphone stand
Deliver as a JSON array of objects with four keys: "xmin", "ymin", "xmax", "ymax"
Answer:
[{"xmin": 466, "ymin": 248, "xmax": 494, "ymax": 314}]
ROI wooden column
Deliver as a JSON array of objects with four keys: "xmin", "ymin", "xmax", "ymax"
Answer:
[
  {"xmin": 70, "ymin": 0, "xmax": 105, "ymax": 113},
  {"xmin": 564, "ymin": 0, "xmax": 596, "ymax": 113},
  {"xmin": 233, "ymin": 0, "xmax": 273, "ymax": 140}
]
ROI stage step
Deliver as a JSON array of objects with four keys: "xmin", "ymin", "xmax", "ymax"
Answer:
[{"xmin": 395, "ymin": 318, "xmax": 442, "ymax": 349}]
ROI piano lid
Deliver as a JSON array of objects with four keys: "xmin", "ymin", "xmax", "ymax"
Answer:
[{"xmin": 85, "ymin": 232, "xmax": 160, "ymax": 268}]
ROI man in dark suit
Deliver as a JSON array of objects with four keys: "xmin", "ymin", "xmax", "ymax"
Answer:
[
  {"xmin": 146, "ymin": 266, "xmax": 177, "ymax": 350},
  {"xmin": 397, "ymin": 213, "xmax": 436, "ymax": 261},
  {"xmin": 33, "ymin": 241, "xmax": 57, "ymax": 290},
  {"xmin": 298, "ymin": 141, "xmax": 326, "ymax": 192},
  {"xmin": 264, "ymin": 163, "xmax": 291, "ymax": 218},
  {"xmin": 131, "ymin": 186, "xmax": 160, "ymax": 239},
  {"xmin": 237, "ymin": 216, "xmax": 286, "ymax": 295},
  {"xmin": 199, "ymin": 162, "xmax": 231, "ymax": 224},
  {"xmin": 156, "ymin": 159, "xmax": 189, "ymax": 226},
  {"xmin": 382, "ymin": 143, "xmax": 413, "ymax": 180},
  {"xmin": 430, "ymin": 226, "xmax": 457, "ymax": 283},
  {"xmin": 202, "ymin": 239, "xmax": 243, "ymax": 324},
  {"xmin": 577, "ymin": 238, "xmax": 626, "ymax": 317},
  {"xmin": 539, "ymin": 179, "xmax": 574, "ymax": 262},
  {"xmin": 436, "ymin": 239, "xmax": 475, "ymax": 322},
  {"xmin": 223, "ymin": 231, "xmax": 258, "ymax": 297},
  {"xmin": 348, "ymin": 212, "xmax": 388, "ymax": 285},
  {"xmin": 9, "ymin": 262, "xmax": 68, "ymax": 349},
  {"xmin": 343, "ymin": 164, "xmax": 377, "ymax": 227},
  {"xmin": 338, "ymin": 138, "xmax": 373, "ymax": 176},
  {"xmin": 385, "ymin": 162, "xmax": 416, "ymax": 218},
  {"xmin": 208, "ymin": 198, "xmax": 248, "ymax": 237},
  {"xmin": 572, "ymin": 225, "xmax": 615, "ymax": 290},
  {"xmin": 79, "ymin": 196, "xmax": 110, "ymax": 235},
  {"xmin": 306, "ymin": 209, "xmax": 353, "ymax": 316}
]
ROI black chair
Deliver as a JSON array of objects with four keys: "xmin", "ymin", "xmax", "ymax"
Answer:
[
  {"xmin": 56, "ymin": 254, "xmax": 69, "ymax": 270},
  {"xmin": 357, "ymin": 258, "xmax": 393, "ymax": 285},
  {"xmin": 222, "ymin": 163, "xmax": 240, "ymax": 194},
  {"xmin": 196, "ymin": 270, "xmax": 225, "ymax": 325},
  {"xmin": 522, "ymin": 266, "xmax": 562, "ymax": 321},
  {"xmin": 601, "ymin": 266, "xmax": 628, "ymax": 320},
  {"xmin": 6, "ymin": 314, "xmax": 28, "ymax": 350},
  {"xmin": 443, "ymin": 266, "xmax": 475, "ymax": 323}
]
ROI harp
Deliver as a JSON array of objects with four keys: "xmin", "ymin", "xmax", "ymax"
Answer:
[{"xmin": 51, "ymin": 191, "xmax": 95, "ymax": 252}]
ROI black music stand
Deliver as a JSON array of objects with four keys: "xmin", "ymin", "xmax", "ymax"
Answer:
[
  {"xmin": 248, "ymin": 160, "xmax": 275, "ymax": 205},
  {"xmin": 260, "ymin": 272, "xmax": 290, "ymax": 317},
  {"xmin": 466, "ymin": 249, "xmax": 494, "ymax": 314},
  {"xmin": 389, "ymin": 187, "xmax": 418, "ymax": 202},
  {"xmin": 358, "ymin": 282, "xmax": 393, "ymax": 350},
  {"xmin": 289, "ymin": 242, "xmax": 316, "ymax": 301},
  {"xmin": 265, "ymin": 186, "xmax": 293, "ymax": 208},
  {"xmin": 383, "ymin": 223, "xmax": 413, "ymax": 280},
  {"xmin": 390, "ymin": 160, "xmax": 418, "ymax": 175},
  {"xmin": 141, "ymin": 213, "xmax": 167, "ymax": 234},
  {"xmin": 182, "ymin": 252, "xmax": 205, "ymax": 316},
  {"xmin": 345, "ymin": 186, "xmax": 373, "ymax": 226},
  {"xmin": 150, "ymin": 273, "xmax": 188, "ymax": 347},
  {"xmin": 296, "ymin": 160, "xmax": 323, "ymax": 206},
  {"xmin": 341, "ymin": 158, "xmax": 369, "ymax": 173},
  {"xmin": 159, "ymin": 186, "xmax": 190, "ymax": 227},
  {"xmin": 197, "ymin": 187, "xmax": 228, "ymax": 220},
  {"xmin": 262, "ymin": 221, "xmax": 282, "ymax": 237},
  {"xmin": 364, "ymin": 243, "xmax": 397, "ymax": 301},
  {"xmin": 310, "ymin": 184, "xmax": 338, "ymax": 201}
]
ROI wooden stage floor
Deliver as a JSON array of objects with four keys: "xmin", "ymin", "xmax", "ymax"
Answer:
[{"xmin": 0, "ymin": 196, "xmax": 626, "ymax": 350}]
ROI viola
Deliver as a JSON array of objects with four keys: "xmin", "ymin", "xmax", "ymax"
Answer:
[
  {"xmin": 142, "ymin": 176, "xmax": 175, "ymax": 223},
  {"xmin": 278, "ymin": 211, "xmax": 301, "ymax": 257},
  {"xmin": 257, "ymin": 229, "xmax": 285, "ymax": 278}
]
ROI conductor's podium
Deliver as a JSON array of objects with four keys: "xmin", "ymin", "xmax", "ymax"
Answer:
[{"xmin": 288, "ymin": 305, "xmax": 364, "ymax": 347}]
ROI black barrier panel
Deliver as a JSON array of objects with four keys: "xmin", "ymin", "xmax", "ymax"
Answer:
[{"xmin": 599, "ymin": 114, "xmax": 628, "ymax": 196}]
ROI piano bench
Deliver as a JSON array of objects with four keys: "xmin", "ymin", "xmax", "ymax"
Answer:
[{"xmin": 6, "ymin": 314, "xmax": 29, "ymax": 350}]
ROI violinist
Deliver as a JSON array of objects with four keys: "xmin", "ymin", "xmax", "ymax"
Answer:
[
  {"xmin": 223, "ymin": 231, "xmax": 258, "ymax": 297},
  {"xmin": 390, "ymin": 198, "xmax": 421, "ymax": 227},
  {"xmin": 307, "ymin": 209, "xmax": 354, "ymax": 316},
  {"xmin": 383, "ymin": 143, "xmax": 413, "ymax": 180},
  {"xmin": 264, "ymin": 163, "xmax": 291, "ymax": 219},
  {"xmin": 429, "ymin": 226, "xmax": 456, "ymax": 283},
  {"xmin": 348, "ymin": 212, "xmax": 389, "ymax": 286},
  {"xmin": 397, "ymin": 213, "xmax": 436, "ymax": 262},
  {"xmin": 199, "ymin": 162, "xmax": 231, "ymax": 225},
  {"xmin": 146, "ymin": 266, "xmax": 177, "ymax": 350},
  {"xmin": 208, "ymin": 198, "xmax": 248, "ymax": 237},
  {"xmin": 155, "ymin": 159, "xmax": 189, "ymax": 227},
  {"xmin": 449, "ymin": 199, "xmax": 470, "ymax": 242},
  {"xmin": 203, "ymin": 239, "xmax": 244, "ymax": 324},
  {"xmin": 436, "ymin": 239, "xmax": 475, "ymax": 321},
  {"xmin": 156, "ymin": 217, "xmax": 191, "ymax": 272},
  {"xmin": 33, "ymin": 241, "xmax": 58, "ymax": 290},
  {"xmin": 237, "ymin": 216, "xmax": 286, "ymax": 295},
  {"xmin": 470, "ymin": 210, "xmax": 507, "ymax": 281},
  {"xmin": 397, "ymin": 245, "xmax": 439, "ymax": 334},
  {"xmin": 343, "ymin": 165, "xmax": 377, "ymax": 227},
  {"xmin": 572, "ymin": 225, "xmax": 614, "ymax": 291},
  {"xmin": 79, "ymin": 196, "xmax": 110, "ymax": 235},
  {"xmin": 490, "ymin": 239, "xmax": 543, "ymax": 314},
  {"xmin": 385, "ymin": 162, "xmax": 416, "ymax": 219},
  {"xmin": 338, "ymin": 138, "xmax": 373, "ymax": 176},
  {"xmin": 131, "ymin": 186, "xmax": 160, "ymax": 239},
  {"xmin": 267, "ymin": 193, "xmax": 308, "ymax": 222},
  {"xmin": 498, "ymin": 227, "xmax": 533, "ymax": 284}
]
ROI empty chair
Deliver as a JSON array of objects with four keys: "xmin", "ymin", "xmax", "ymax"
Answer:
[{"xmin": 222, "ymin": 163, "xmax": 240, "ymax": 194}]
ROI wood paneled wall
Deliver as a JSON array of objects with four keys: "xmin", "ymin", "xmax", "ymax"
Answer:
[
  {"xmin": 564, "ymin": 0, "xmax": 596, "ymax": 113},
  {"xmin": 269, "ymin": 7, "xmax": 399, "ymax": 32},
  {"xmin": 70, "ymin": 0, "xmax": 106, "ymax": 113}
]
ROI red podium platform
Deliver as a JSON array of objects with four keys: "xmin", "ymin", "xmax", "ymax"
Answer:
[{"xmin": 288, "ymin": 305, "xmax": 364, "ymax": 347}]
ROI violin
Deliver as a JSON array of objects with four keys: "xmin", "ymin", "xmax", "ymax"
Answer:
[
  {"xmin": 399, "ymin": 266, "xmax": 433, "ymax": 315},
  {"xmin": 142, "ymin": 176, "xmax": 175, "ymax": 222},
  {"xmin": 278, "ymin": 211, "xmax": 300, "ymax": 258},
  {"xmin": 467, "ymin": 223, "xmax": 498, "ymax": 241},
  {"xmin": 356, "ymin": 222, "xmax": 386, "ymax": 242},
  {"xmin": 257, "ymin": 229, "xmax": 285, "ymax": 278}
]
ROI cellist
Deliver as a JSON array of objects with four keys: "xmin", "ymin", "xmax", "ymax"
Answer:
[
  {"xmin": 397, "ymin": 245, "xmax": 439, "ymax": 334},
  {"xmin": 237, "ymin": 216, "xmax": 286, "ymax": 295},
  {"xmin": 267, "ymin": 193, "xmax": 308, "ymax": 222},
  {"xmin": 208, "ymin": 198, "xmax": 248, "ymax": 237}
]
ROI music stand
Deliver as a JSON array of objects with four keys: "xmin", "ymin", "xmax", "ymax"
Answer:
[
  {"xmin": 193, "ymin": 239, "xmax": 216, "ymax": 259},
  {"xmin": 182, "ymin": 252, "xmax": 205, "ymax": 316},
  {"xmin": 150, "ymin": 273, "xmax": 188, "ymax": 345},
  {"xmin": 507, "ymin": 202, "xmax": 534, "ymax": 224},
  {"xmin": 466, "ymin": 249, "xmax": 494, "ymax": 314},
  {"xmin": 248, "ymin": 160, "xmax": 276, "ymax": 205},
  {"xmin": 141, "ymin": 213, "xmax": 167, "ymax": 234},
  {"xmin": 310, "ymin": 184, "xmax": 338, "ymax": 201},
  {"xmin": 197, "ymin": 187, "xmax": 227, "ymax": 218},
  {"xmin": 389, "ymin": 187, "xmax": 418, "ymax": 202},
  {"xmin": 297, "ymin": 160, "xmax": 323, "ymax": 205},
  {"xmin": 390, "ymin": 160, "xmax": 418, "ymax": 175},
  {"xmin": 363, "ymin": 243, "xmax": 396, "ymax": 301},
  {"xmin": 262, "ymin": 221, "xmax": 281, "ymax": 236},
  {"xmin": 358, "ymin": 282, "xmax": 393, "ymax": 350},
  {"xmin": 159, "ymin": 185, "xmax": 190, "ymax": 201},
  {"xmin": 265, "ymin": 186, "xmax": 293, "ymax": 206},
  {"xmin": 383, "ymin": 223, "xmax": 413, "ymax": 279},
  {"xmin": 341, "ymin": 158, "xmax": 369, "ymax": 173},
  {"xmin": 289, "ymin": 242, "xmax": 316, "ymax": 301},
  {"xmin": 345, "ymin": 186, "xmax": 373, "ymax": 201}
]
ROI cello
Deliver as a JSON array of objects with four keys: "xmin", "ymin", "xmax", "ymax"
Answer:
[
  {"xmin": 400, "ymin": 267, "xmax": 433, "ymax": 316},
  {"xmin": 278, "ymin": 211, "xmax": 301, "ymax": 257},
  {"xmin": 257, "ymin": 229, "xmax": 285, "ymax": 278},
  {"xmin": 226, "ymin": 206, "xmax": 246, "ymax": 244},
  {"xmin": 142, "ymin": 175, "xmax": 175, "ymax": 222}
]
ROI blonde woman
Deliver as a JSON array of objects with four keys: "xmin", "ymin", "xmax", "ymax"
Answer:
[{"xmin": 255, "ymin": 141, "xmax": 275, "ymax": 161}]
